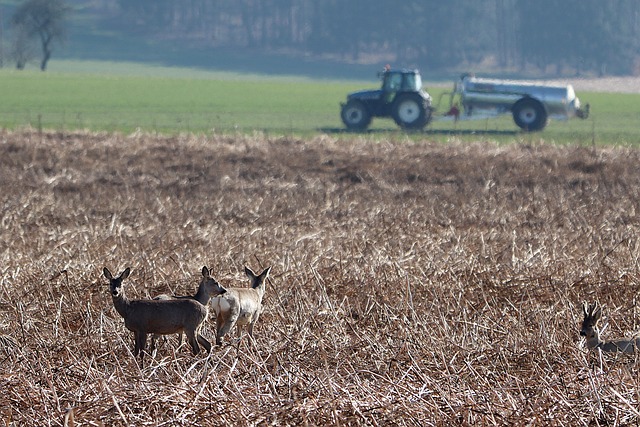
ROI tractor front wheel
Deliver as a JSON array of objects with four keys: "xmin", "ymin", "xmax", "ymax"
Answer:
[
  {"xmin": 392, "ymin": 94, "xmax": 430, "ymax": 130},
  {"xmin": 341, "ymin": 100, "xmax": 372, "ymax": 130}
]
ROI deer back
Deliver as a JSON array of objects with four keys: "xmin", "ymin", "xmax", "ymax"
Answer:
[{"xmin": 123, "ymin": 298, "xmax": 208, "ymax": 335}]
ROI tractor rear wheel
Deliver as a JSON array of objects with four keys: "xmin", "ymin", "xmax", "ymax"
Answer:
[
  {"xmin": 512, "ymin": 98, "xmax": 548, "ymax": 131},
  {"xmin": 392, "ymin": 93, "xmax": 430, "ymax": 130},
  {"xmin": 341, "ymin": 100, "xmax": 372, "ymax": 130}
]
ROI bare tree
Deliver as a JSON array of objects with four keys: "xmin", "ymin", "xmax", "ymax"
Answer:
[
  {"xmin": 11, "ymin": 0, "xmax": 69, "ymax": 71},
  {"xmin": 11, "ymin": 23, "xmax": 36, "ymax": 69}
]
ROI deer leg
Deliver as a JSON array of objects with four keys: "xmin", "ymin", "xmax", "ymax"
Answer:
[
  {"xmin": 133, "ymin": 331, "xmax": 143, "ymax": 356},
  {"xmin": 177, "ymin": 332, "xmax": 184, "ymax": 348},
  {"xmin": 150, "ymin": 334, "xmax": 159, "ymax": 355},
  {"xmin": 134, "ymin": 332, "xmax": 148, "ymax": 367},
  {"xmin": 197, "ymin": 334, "xmax": 212, "ymax": 353},
  {"xmin": 217, "ymin": 314, "xmax": 238, "ymax": 345},
  {"xmin": 248, "ymin": 313, "xmax": 260, "ymax": 337},
  {"xmin": 139, "ymin": 333, "xmax": 147, "ymax": 357},
  {"xmin": 215, "ymin": 314, "xmax": 226, "ymax": 346},
  {"xmin": 185, "ymin": 330, "xmax": 201, "ymax": 355}
]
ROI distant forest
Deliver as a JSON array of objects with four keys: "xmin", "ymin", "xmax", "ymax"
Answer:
[{"xmin": 83, "ymin": 0, "xmax": 640, "ymax": 76}]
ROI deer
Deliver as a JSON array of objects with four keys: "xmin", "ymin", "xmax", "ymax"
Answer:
[
  {"xmin": 210, "ymin": 266, "xmax": 271, "ymax": 346},
  {"xmin": 580, "ymin": 301, "xmax": 640, "ymax": 354},
  {"xmin": 104, "ymin": 266, "xmax": 212, "ymax": 366},
  {"xmin": 152, "ymin": 266, "xmax": 226, "ymax": 348}
]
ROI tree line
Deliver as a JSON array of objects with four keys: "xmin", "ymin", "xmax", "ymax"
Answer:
[
  {"xmin": 109, "ymin": 0, "xmax": 640, "ymax": 76},
  {"xmin": 4, "ymin": 0, "xmax": 640, "ymax": 75}
]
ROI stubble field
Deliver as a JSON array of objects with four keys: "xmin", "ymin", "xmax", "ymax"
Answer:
[{"xmin": 1, "ymin": 129, "xmax": 639, "ymax": 426}]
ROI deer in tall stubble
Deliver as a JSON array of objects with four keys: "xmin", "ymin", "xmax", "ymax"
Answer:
[
  {"xmin": 152, "ymin": 266, "xmax": 226, "ymax": 348},
  {"xmin": 211, "ymin": 266, "xmax": 271, "ymax": 345},
  {"xmin": 104, "ymin": 266, "xmax": 212, "ymax": 366},
  {"xmin": 581, "ymin": 301, "xmax": 640, "ymax": 354}
]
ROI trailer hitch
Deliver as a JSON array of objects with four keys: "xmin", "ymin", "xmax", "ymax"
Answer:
[{"xmin": 576, "ymin": 103, "xmax": 590, "ymax": 119}]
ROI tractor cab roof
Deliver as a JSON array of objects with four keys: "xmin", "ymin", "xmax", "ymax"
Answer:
[{"xmin": 378, "ymin": 68, "xmax": 421, "ymax": 79}]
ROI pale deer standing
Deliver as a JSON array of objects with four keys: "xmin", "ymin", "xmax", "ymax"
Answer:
[
  {"xmin": 104, "ymin": 266, "xmax": 212, "ymax": 366},
  {"xmin": 211, "ymin": 266, "xmax": 271, "ymax": 345},
  {"xmin": 580, "ymin": 301, "xmax": 640, "ymax": 354}
]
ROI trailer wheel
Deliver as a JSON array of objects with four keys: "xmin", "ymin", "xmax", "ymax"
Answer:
[
  {"xmin": 392, "ymin": 93, "xmax": 430, "ymax": 130},
  {"xmin": 512, "ymin": 98, "xmax": 548, "ymax": 131},
  {"xmin": 341, "ymin": 100, "xmax": 372, "ymax": 130}
]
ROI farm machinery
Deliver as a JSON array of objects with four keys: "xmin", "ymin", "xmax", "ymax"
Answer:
[
  {"xmin": 340, "ymin": 68, "xmax": 590, "ymax": 131},
  {"xmin": 340, "ymin": 67, "xmax": 432, "ymax": 130}
]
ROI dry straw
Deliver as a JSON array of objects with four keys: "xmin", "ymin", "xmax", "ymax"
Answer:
[{"xmin": 0, "ymin": 129, "xmax": 639, "ymax": 425}]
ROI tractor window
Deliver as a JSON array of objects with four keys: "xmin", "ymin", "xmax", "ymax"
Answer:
[
  {"xmin": 384, "ymin": 73, "xmax": 403, "ymax": 92},
  {"xmin": 403, "ymin": 73, "xmax": 422, "ymax": 91}
]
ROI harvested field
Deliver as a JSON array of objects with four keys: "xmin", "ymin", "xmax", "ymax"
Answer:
[{"xmin": 1, "ymin": 129, "xmax": 640, "ymax": 426}]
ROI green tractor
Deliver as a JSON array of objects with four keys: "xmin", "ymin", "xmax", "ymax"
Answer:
[{"xmin": 340, "ymin": 68, "xmax": 433, "ymax": 131}]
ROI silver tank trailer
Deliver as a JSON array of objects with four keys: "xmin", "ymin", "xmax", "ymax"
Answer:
[{"xmin": 452, "ymin": 74, "xmax": 589, "ymax": 131}]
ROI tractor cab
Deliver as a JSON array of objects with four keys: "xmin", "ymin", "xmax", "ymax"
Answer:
[{"xmin": 379, "ymin": 69, "xmax": 423, "ymax": 94}]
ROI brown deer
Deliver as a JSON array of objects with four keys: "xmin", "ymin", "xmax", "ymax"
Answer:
[
  {"xmin": 152, "ymin": 266, "xmax": 226, "ymax": 347},
  {"xmin": 104, "ymin": 266, "xmax": 212, "ymax": 366}
]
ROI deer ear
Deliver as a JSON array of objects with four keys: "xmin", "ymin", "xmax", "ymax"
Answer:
[
  {"xmin": 120, "ymin": 267, "xmax": 131, "ymax": 280},
  {"xmin": 245, "ymin": 266, "xmax": 256, "ymax": 278},
  {"xmin": 260, "ymin": 267, "xmax": 272, "ymax": 280},
  {"xmin": 593, "ymin": 306, "xmax": 602, "ymax": 320},
  {"xmin": 103, "ymin": 267, "xmax": 113, "ymax": 280},
  {"xmin": 202, "ymin": 266, "xmax": 210, "ymax": 277},
  {"xmin": 582, "ymin": 302, "xmax": 589, "ymax": 317}
]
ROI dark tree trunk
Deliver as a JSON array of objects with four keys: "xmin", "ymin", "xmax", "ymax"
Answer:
[{"xmin": 40, "ymin": 49, "xmax": 50, "ymax": 70}]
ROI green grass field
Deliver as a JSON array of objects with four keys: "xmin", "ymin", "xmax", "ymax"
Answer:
[{"xmin": 1, "ymin": 61, "xmax": 639, "ymax": 145}]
